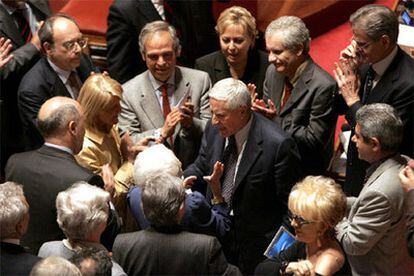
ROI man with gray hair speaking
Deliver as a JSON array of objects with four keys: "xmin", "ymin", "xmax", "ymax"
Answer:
[
  {"xmin": 252, "ymin": 16, "xmax": 337, "ymax": 176},
  {"xmin": 336, "ymin": 103, "xmax": 414, "ymax": 275},
  {"xmin": 185, "ymin": 78, "xmax": 301, "ymax": 274}
]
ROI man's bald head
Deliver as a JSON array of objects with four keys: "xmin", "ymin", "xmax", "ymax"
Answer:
[{"xmin": 37, "ymin": 97, "xmax": 82, "ymax": 139}]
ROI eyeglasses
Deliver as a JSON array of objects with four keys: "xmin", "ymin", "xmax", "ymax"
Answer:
[
  {"xmin": 288, "ymin": 211, "xmax": 314, "ymax": 227},
  {"xmin": 352, "ymin": 37, "xmax": 375, "ymax": 50},
  {"xmin": 62, "ymin": 38, "xmax": 88, "ymax": 52}
]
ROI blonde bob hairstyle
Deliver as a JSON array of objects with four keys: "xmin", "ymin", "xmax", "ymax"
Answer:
[
  {"xmin": 288, "ymin": 176, "xmax": 346, "ymax": 235},
  {"xmin": 215, "ymin": 6, "xmax": 258, "ymax": 47},
  {"xmin": 77, "ymin": 73, "xmax": 122, "ymax": 130}
]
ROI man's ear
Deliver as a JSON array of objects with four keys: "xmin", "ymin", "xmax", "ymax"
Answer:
[
  {"xmin": 68, "ymin": 120, "xmax": 77, "ymax": 135},
  {"xmin": 371, "ymin": 137, "xmax": 381, "ymax": 152},
  {"xmin": 380, "ymin": 35, "xmax": 391, "ymax": 48},
  {"xmin": 43, "ymin": 41, "xmax": 53, "ymax": 55},
  {"xmin": 295, "ymin": 44, "xmax": 304, "ymax": 57},
  {"xmin": 141, "ymin": 53, "xmax": 146, "ymax": 62}
]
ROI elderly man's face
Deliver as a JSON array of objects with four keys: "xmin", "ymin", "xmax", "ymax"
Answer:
[
  {"xmin": 266, "ymin": 32, "xmax": 302, "ymax": 78},
  {"xmin": 210, "ymin": 98, "xmax": 248, "ymax": 138},
  {"xmin": 352, "ymin": 28, "xmax": 389, "ymax": 64},
  {"xmin": 142, "ymin": 31, "xmax": 177, "ymax": 82},
  {"xmin": 45, "ymin": 17, "xmax": 83, "ymax": 72}
]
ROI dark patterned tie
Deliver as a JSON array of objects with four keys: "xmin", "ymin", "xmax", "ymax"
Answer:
[
  {"xmin": 161, "ymin": 83, "xmax": 174, "ymax": 146},
  {"xmin": 221, "ymin": 135, "xmax": 238, "ymax": 205},
  {"xmin": 362, "ymin": 66, "xmax": 375, "ymax": 104},
  {"xmin": 68, "ymin": 71, "xmax": 81, "ymax": 99},
  {"xmin": 280, "ymin": 78, "xmax": 293, "ymax": 111},
  {"xmin": 13, "ymin": 9, "xmax": 32, "ymax": 43}
]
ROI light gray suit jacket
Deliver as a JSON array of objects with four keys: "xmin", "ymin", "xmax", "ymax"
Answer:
[
  {"xmin": 118, "ymin": 66, "xmax": 211, "ymax": 168},
  {"xmin": 336, "ymin": 155, "xmax": 414, "ymax": 275}
]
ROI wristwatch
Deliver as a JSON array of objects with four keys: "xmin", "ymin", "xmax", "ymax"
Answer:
[{"xmin": 211, "ymin": 196, "xmax": 224, "ymax": 205}]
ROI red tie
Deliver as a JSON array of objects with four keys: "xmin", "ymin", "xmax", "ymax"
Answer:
[
  {"xmin": 161, "ymin": 83, "xmax": 171, "ymax": 119},
  {"xmin": 280, "ymin": 78, "xmax": 293, "ymax": 111}
]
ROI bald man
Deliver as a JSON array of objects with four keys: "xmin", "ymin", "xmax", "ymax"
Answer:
[
  {"xmin": 18, "ymin": 14, "xmax": 98, "ymax": 151},
  {"xmin": 5, "ymin": 97, "xmax": 120, "ymax": 254}
]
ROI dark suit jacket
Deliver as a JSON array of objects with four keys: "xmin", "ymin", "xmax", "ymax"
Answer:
[
  {"xmin": 5, "ymin": 145, "xmax": 105, "ymax": 254},
  {"xmin": 263, "ymin": 58, "xmax": 337, "ymax": 175},
  {"xmin": 184, "ymin": 112, "xmax": 302, "ymax": 274},
  {"xmin": 17, "ymin": 55, "xmax": 97, "ymax": 150},
  {"xmin": 128, "ymin": 186, "xmax": 231, "ymax": 238},
  {"xmin": 336, "ymin": 48, "xmax": 414, "ymax": 196},
  {"xmin": 113, "ymin": 227, "xmax": 241, "ymax": 275},
  {"xmin": 106, "ymin": 0, "xmax": 217, "ymax": 84},
  {"xmin": 195, "ymin": 49, "xmax": 269, "ymax": 98},
  {"xmin": 0, "ymin": 242, "xmax": 42, "ymax": 275},
  {"xmin": 407, "ymin": 189, "xmax": 414, "ymax": 258},
  {"xmin": 0, "ymin": 0, "xmax": 50, "ymax": 175}
]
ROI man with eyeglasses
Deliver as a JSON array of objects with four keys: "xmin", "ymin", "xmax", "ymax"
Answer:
[
  {"xmin": 17, "ymin": 14, "xmax": 98, "ymax": 151},
  {"xmin": 333, "ymin": 4, "xmax": 414, "ymax": 197}
]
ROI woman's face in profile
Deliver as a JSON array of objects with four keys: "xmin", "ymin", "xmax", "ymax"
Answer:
[
  {"xmin": 219, "ymin": 23, "xmax": 252, "ymax": 66},
  {"xmin": 289, "ymin": 210, "xmax": 322, "ymax": 244},
  {"xmin": 97, "ymin": 96, "xmax": 121, "ymax": 130}
]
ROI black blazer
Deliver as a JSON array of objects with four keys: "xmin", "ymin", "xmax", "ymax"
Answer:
[
  {"xmin": 113, "ymin": 227, "xmax": 241, "ymax": 276},
  {"xmin": 0, "ymin": 0, "xmax": 51, "ymax": 173},
  {"xmin": 263, "ymin": 58, "xmax": 337, "ymax": 175},
  {"xmin": 0, "ymin": 242, "xmax": 42, "ymax": 275},
  {"xmin": 17, "ymin": 55, "xmax": 97, "ymax": 150},
  {"xmin": 184, "ymin": 113, "xmax": 302, "ymax": 274},
  {"xmin": 336, "ymin": 47, "xmax": 414, "ymax": 196},
  {"xmin": 5, "ymin": 145, "xmax": 104, "ymax": 254},
  {"xmin": 195, "ymin": 49, "xmax": 269, "ymax": 98}
]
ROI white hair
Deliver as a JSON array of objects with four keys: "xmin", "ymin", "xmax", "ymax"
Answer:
[
  {"xmin": 209, "ymin": 78, "xmax": 251, "ymax": 110},
  {"xmin": 133, "ymin": 144, "xmax": 182, "ymax": 186},
  {"xmin": 30, "ymin": 256, "xmax": 82, "ymax": 276},
  {"xmin": 0, "ymin": 182, "xmax": 28, "ymax": 239},
  {"xmin": 56, "ymin": 182, "xmax": 110, "ymax": 242}
]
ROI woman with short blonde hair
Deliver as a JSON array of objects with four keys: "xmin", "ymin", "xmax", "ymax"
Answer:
[{"xmin": 195, "ymin": 6, "xmax": 268, "ymax": 97}]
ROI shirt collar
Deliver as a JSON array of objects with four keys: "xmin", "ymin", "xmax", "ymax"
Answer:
[
  {"xmin": 44, "ymin": 142, "xmax": 73, "ymax": 155},
  {"xmin": 371, "ymin": 46, "xmax": 398, "ymax": 77},
  {"xmin": 85, "ymin": 126, "xmax": 116, "ymax": 145},
  {"xmin": 47, "ymin": 58, "xmax": 72, "ymax": 83},
  {"xmin": 1, "ymin": 238, "xmax": 20, "ymax": 245},
  {"xmin": 62, "ymin": 239, "xmax": 108, "ymax": 252},
  {"xmin": 233, "ymin": 114, "xmax": 253, "ymax": 152},
  {"xmin": 148, "ymin": 70, "xmax": 175, "ymax": 91}
]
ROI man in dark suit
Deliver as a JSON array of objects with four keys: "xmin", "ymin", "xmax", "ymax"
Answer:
[
  {"xmin": 106, "ymin": 0, "xmax": 216, "ymax": 84},
  {"xmin": 18, "ymin": 14, "xmax": 97, "ymax": 151},
  {"xmin": 0, "ymin": 181, "xmax": 41, "ymax": 275},
  {"xmin": 334, "ymin": 4, "xmax": 414, "ymax": 196},
  {"xmin": 0, "ymin": 0, "xmax": 51, "ymax": 178},
  {"xmin": 252, "ymin": 16, "xmax": 337, "ymax": 176},
  {"xmin": 113, "ymin": 173, "xmax": 240, "ymax": 276},
  {"xmin": 6, "ymin": 97, "xmax": 119, "ymax": 254},
  {"xmin": 184, "ymin": 78, "xmax": 302, "ymax": 274}
]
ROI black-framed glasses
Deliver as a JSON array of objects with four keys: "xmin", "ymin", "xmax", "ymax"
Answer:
[
  {"xmin": 288, "ymin": 210, "xmax": 314, "ymax": 227},
  {"xmin": 352, "ymin": 37, "xmax": 375, "ymax": 50},
  {"xmin": 62, "ymin": 37, "xmax": 88, "ymax": 52}
]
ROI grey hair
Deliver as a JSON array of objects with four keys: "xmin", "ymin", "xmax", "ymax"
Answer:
[
  {"xmin": 209, "ymin": 78, "xmax": 251, "ymax": 110},
  {"xmin": 356, "ymin": 103, "xmax": 403, "ymax": 152},
  {"xmin": 350, "ymin": 5, "xmax": 399, "ymax": 43},
  {"xmin": 134, "ymin": 144, "xmax": 182, "ymax": 186},
  {"xmin": 265, "ymin": 16, "xmax": 310, "ymax": 55},
  {"xmin": 141, "ymin": 174, "xmax": 185, "ymax": 227},
  {"xmin": 0, "ymin": 182, "xmax": 28, "ymax": 239},
  {"xmin": 138, "ymin": 21, "xmax": 181, "ymax": 56},
  {"xmin": 30, "ymin": 256, "xmax": 82, "ymax": 276},
  {"xmin": 56, "ymin": 182, "xmax": 110, "ymax": 242},
  {"xmin": 37, "ymin": 102, "xmax": 80, "ymax": 139}
]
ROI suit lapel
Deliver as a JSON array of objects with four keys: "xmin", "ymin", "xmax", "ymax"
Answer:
[
  {"xmin": 279, "ymin": 60, "xmax": 314, "ymax": 116},
  {"xmin": 136, "ymin": 0, "xmax": 162, "ymax": 21},
  {"xmin": 173, "ymin": 67, "xmax": 186, "ymax": 105},
  {"xmin": 140, "ymin": 71, "xmax": 164, "ymax": 127},
  {"xmin": 234, "ymin": 114, "xmax": 262, "ymax": 191},
  {"xmin": 269, "ymin": 70, "xmax": 284, "ymax": 113},
  {"xmin": 214, "ymin": 53, "xmax": 231, "ymax": 81},
  {"xmin": 0, "ymin": 5, "xmax": 24, "ymax": 46},
  {"xmin": 367, "ymin": 50, "xmax": 402, "ymax": 104},
  {"xmin": 41, "ymin": 58, "xmax": 72, "ymax": 98}
]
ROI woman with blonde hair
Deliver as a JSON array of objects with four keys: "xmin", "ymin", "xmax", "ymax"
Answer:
[
  {"xmin": 76, "ymin": 73, "xmax": 151, "ymax": 228},
  {"xmin": 195, "ymin": 6, "xmax": 268, "ymax": 97},
  {"xmin": 256, "ymin": 176, "xmax": 350, "ymax": 275}
]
